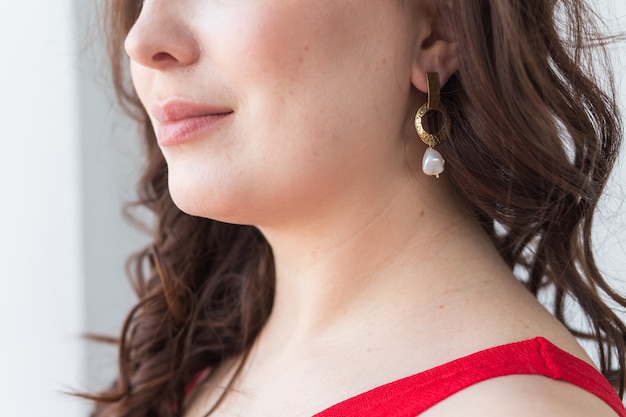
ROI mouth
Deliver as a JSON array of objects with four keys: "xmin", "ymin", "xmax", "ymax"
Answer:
[{"xmin": 151, "ymin": 99, "xmax": 234, "ymax": 146}]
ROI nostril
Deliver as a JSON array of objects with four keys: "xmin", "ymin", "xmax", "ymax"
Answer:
[{"xmin": 153, "ymin": 52, "xmax": 177, "ymax": 63}]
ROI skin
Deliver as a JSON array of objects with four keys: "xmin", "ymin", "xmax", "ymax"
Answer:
[{"xmin": 125, "ymin": 1, "xmax": 620, "ymax": 416}]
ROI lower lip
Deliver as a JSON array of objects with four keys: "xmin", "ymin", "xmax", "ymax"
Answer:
[{"xmin": 156, "ymin": 113, "xmax": 232, "ymax": 146}]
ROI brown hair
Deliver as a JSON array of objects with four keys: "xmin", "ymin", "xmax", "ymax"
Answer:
[{"xmin": 85, "ymin": 0, "xmax": 625, "ymax": 415}]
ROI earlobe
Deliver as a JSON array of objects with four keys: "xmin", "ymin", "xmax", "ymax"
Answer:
[{"xmin": 410, "ymin": 22, "xmax": 458, "ymax": 92}]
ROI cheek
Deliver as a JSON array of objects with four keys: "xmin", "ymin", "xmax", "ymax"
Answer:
[
  {"xmin": 164, "ymin": 2, "xmax": 415, "ymax": 223},
  {"xmin": 203, "ymin": 6, "xmax": 358, "ymax": 160},
  {"xmin": 205, "ymin": 2, "xmax": 361, "ymax": 91},
  {"xmin": 207, "ymin": 3, "xmax": 412, "ymax": 179}
]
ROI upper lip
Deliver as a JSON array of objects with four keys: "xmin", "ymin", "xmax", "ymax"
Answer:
[{"xmin": 151, "ymin": 99, "xmax": 233, "ymax": 123}]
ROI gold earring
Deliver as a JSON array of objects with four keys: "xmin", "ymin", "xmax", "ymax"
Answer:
[{"xmin": 415, "ymin": 72, "xmax": 450, "ymax": 178}]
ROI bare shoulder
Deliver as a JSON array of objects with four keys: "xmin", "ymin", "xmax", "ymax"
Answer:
[{"xmin": 421, "ymin": 374, "xmax": 623, "ymax": 417}]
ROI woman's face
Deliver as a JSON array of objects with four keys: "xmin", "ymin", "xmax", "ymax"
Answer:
[{"xmin": 125, "ymin": 0, "xmax": 429, "ymax": 227}]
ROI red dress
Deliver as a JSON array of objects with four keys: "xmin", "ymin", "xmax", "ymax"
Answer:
[
  {"xmin": 313, "ymin": 337, "xmax": 626, "ymax": 416},
  {"xmin": 185, "ymin": 337, "xmax": 626, "ymax": 416}
]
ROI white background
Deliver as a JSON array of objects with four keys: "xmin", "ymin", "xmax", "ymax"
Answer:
[{"xmin": 0, "ymin": 1, "xmax": 624, "ymax": 416}]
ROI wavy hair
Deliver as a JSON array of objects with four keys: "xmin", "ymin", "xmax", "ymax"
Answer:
[{"xmin": 84, "ymin": 0, "xmax": 625, "ymax": 415}]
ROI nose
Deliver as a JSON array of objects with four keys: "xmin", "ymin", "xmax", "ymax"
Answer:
[{"xmin": 124, "ymin": 3, "xmax": 200, "ymax": 69}]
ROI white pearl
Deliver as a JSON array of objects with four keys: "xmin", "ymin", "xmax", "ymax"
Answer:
[{"xmin": 422, "ymin": 147, "xmax": 445, "ymax": 177}]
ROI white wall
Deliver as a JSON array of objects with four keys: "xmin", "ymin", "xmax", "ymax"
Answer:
[
  {"xmin": 0, "ymin": 1, "xmax": 85, "ymax": 416},
  {"xmin": 0, "ymin": 0, "xmax": 140, "ymax": 415},
  {"xmin": 594, "ymin": 2, "xmax": 626, "ymax": 297},
  {"xmin": 73, "ymin": 0, "xmax": 144, "ymax": 392},
  {"xmin": 0, "ymin": 1, "xmax": 624, "ymax": 416}
]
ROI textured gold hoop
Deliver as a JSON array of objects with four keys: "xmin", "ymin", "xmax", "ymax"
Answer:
[{"xmin": 414, "ymin": 73, "xmax": 450, "ymax": 148}]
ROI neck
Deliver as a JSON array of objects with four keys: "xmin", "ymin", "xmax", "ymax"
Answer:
[{"xmin": 256, "ymin": 174, "xmax": 504, "ymax": 353}]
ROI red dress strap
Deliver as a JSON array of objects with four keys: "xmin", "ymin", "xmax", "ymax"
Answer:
[
  {"xmin": 313, "ymin": 337, "xmax": 626, "ymax": 417},
  {"xmin": 184, "ymin": 368, "xmax": 211, "ymax": 398}
]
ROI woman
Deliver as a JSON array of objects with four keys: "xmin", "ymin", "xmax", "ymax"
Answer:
[{"xmin": 86, "ymin": 0, "xmax": 626, "ymax": 416}]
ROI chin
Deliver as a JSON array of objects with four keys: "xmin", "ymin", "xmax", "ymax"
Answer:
[{"xmin": 167, "ymin": 175, "xmax": 252, "ymax": 225}]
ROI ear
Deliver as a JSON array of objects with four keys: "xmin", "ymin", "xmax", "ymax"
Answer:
[{"xmin": 410, "ymin": 9, "xmax": 458, "ymax": 93}]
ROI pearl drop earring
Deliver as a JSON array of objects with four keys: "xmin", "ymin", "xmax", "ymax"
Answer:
[{"xmin": 414, "ymin": 72, "xmax": 450, "ymax": 178}]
